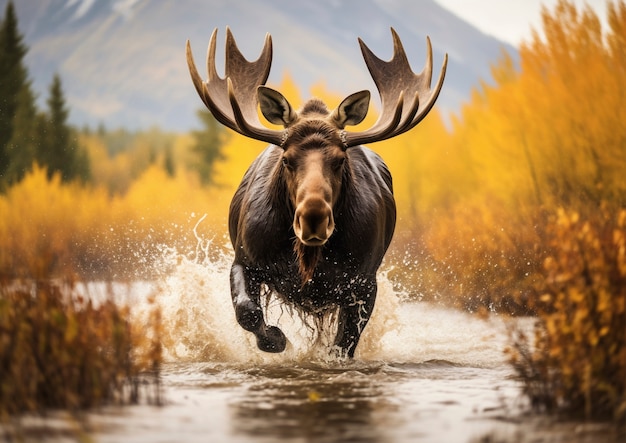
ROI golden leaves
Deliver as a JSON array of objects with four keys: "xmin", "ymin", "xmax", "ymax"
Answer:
[
  {"xmin": 0, "ymin": 165, "xmax": 225, "ymax": 280},
  {"xmin": 509, "ymin": 206, "xmax": 626, "ymax": 420}
]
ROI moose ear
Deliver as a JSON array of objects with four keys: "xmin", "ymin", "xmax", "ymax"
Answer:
[
  {"xmin": 258, "ymin": 86, "xmax": 298, "ymax": 127},
  {"xmin": 330, "ymin": 90, "xmax": 370, "ymax": 128}
]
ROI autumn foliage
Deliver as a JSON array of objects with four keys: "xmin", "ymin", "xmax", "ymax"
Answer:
[
  {"xmin": 0, "ymin": 279, "xmax": 162, "ymax": 417},
  {"xmin": 508, "ymin": 206, "xmax": 626, "ymax": 420}
]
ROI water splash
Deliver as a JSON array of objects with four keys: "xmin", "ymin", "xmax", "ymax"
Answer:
[{"xmin": 149, "ymin": 227, "xmax": 509, "ymax": 367}]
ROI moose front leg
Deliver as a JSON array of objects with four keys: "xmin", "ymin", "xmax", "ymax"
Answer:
[
  {"xmin": 334, "ymin": 278, "xmax": 377, "ymax": 358},
  {"xmin": 230, "ymin": 263, "xmax": 287, "ymax": 353}
]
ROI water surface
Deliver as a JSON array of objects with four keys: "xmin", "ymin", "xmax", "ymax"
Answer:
[{"xmin": 5, "ymin": 257, "xmax": 623, "ymax": 442}]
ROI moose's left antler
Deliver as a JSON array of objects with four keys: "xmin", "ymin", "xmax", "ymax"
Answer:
[
  {"xmin": 186, "ymin": 27, "xmax": 286, "ymax": 146},
  {"xmin": 342, "ymin": 28, "xmax": 448, "ymax": 148}
]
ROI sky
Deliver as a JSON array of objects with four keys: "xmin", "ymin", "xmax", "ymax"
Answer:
[{"xmin": 434, "ymin": 0, "xmax": 610, "ymax": 46}]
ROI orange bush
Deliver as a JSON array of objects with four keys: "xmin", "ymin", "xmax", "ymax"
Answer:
[
  {"xmin": 508, "ymin": 205, "xmax": 626, "ymax": 420},
  {"xmin": 387, "ymin": 196, "xmax": 544, "ymax": 314}
]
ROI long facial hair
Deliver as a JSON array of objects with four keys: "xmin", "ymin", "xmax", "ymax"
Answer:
[{"xmin": 294, "ymin": 241, "xmax": 323, "ymax": 285}]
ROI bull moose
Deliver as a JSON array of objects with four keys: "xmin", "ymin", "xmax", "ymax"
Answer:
[{"xmin": 186, "ymin": 27, "xmax": 447, "ymax": 357}]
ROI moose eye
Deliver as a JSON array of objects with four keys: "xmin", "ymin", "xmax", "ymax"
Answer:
[
  {"xmin": 282, "ymin": 156, "xmax": 292, "ymax": 169},
  {"xmin": 333, "ymin": 156, "xmax": 346, "ymax": 171}
]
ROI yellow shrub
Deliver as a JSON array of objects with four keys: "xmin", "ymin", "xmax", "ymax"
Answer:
[
  {"xmin": 508, "ymin": 205, "xmax": 626, "ymax": 420},
  {"xmin": 0, "ymin": 165, "xmax": 230, "ymax": 279},
  {"xmin": 388, "ymin": 195, "xmax": 544, "ymax": 314}
]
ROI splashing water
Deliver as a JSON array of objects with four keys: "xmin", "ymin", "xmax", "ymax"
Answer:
[{"xmin": 150, "ymin": 219, "xmax": 510, "ymax": 368}]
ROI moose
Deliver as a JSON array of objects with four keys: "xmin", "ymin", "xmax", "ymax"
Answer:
[{"xmin": 186, "ymin": 27, "xmax": 447, "ymax": 357}]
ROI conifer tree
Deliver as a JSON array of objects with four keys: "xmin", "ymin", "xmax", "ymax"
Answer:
[
  {"xmin": 163, "ymin": 146, "xmax": 175, "ymax": 177},
  {"xmin": 0, "ymin": 1, "xmax": 30, "ymax": 185},
  {"xmin": 191, "ymin": 109, "xmax": 227, "ymax": 185},
  {"xmin": 4, "ymin": 85, "xmax": 41, "ymax": 184},
  {"xmin": 41, "ymin": 74, "xmax": 89, "ymax": 182}
]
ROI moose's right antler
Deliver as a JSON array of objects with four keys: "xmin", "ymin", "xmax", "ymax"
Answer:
[
  {"xmin": 342, "ymin": 28, "xmax": 448, "ymax": 148},
  {"xmin": 186, "ymin": 27, "xmax": 286, "ymax": 146}
]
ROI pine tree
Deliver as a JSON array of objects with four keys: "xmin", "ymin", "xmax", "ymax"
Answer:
[
  {"xmin": 0, "ymin": 1, "xmax": 31, "ymax": 185},
  {"xmin": 4, "ymin": 85, "xmax": 41, "ymax": 184},
  {"xmin": 163, "ymin": 146, "xmax": 175, "ymax": 177},
  {"xmin": 41, "ymin": 74, "xmax": 89, "ymax": 182},
  {"xmin": 190, "ymin": 109, "xmax": 227, "ymax": 185}
]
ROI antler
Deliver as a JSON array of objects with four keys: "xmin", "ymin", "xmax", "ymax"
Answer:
[
  {"xmin": 343, "ymin": 28, "xmax": 448, "ymax": 148},
  {"xmin": 186, "ymin": 27, "xmax": 285, "ymax": 146}
]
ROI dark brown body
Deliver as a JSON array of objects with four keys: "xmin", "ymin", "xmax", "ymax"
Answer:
[{"xmin": 229, "ymin": 142, "xmax": 395, "ymax": 357}]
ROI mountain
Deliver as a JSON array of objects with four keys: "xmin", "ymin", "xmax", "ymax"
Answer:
[{"xmin": 2, "ymin": 0, "xmax": 516, "ymax": 131}]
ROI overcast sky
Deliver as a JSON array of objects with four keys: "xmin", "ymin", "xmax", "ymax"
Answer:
[{"xmin": 434, "ymin": 0, "xmax": 610, "ymax": 46}]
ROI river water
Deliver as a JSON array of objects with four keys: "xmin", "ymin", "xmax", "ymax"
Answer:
[{"xmin": 5, "ymin": 254, "xmax": 624, "ymax": 442}]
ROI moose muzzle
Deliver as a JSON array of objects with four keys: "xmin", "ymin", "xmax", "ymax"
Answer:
[{"xmin": 294, "ymin": 197, "xmax": 335, "ymax": 246}]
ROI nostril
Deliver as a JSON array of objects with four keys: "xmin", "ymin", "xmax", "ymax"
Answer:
[
  {"xmin": 308, "ymin": 213, "xmax": 325, "ymax": 228},
  {"xmin": 294, "ymin": 201, "xmax": 334, "ymax": 245}
]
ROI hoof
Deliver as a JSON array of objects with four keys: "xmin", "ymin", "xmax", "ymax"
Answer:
[
  {"xmin": 235, "ymin": 301, "xmax": 263, "ymax": 332},
  {"xmin": 256, "ymin": 326, "xmax": 287, "ymax": 353}
]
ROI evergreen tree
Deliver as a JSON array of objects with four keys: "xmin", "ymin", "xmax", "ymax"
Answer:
[
  {"xmin": 41, "ymin": 74, "xmax": 89, "ymax": 182},
  {"xmin": 0, "ymin": 1, "xmax": 31, "ymax": 185},
  {"xmin": 4, "ymin": 85, "xmax": 41, "ymax": 184},
  {"xmin": 191, "ymin": 109, "xmax": 227, "ymax": 185}
]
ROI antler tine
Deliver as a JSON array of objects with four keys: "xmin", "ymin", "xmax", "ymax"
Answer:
[
  {"xmin": 395, "ymin": 37, "xmax": 448, "ymax": 136},
  {"xmin": 186, "ymin": 39, "xmax": 210, "ymax": 110},
  {"xmin": 186, "ymin": 28, "xmax": 285, "ymax": 146},
  {"xmin": 422, "ymin": 36, "xmax": 434, "ymax": 89},
  {"xmin": 206, "ymin": 28, "xmax": 219, "ymax": 82},
  {"xmin": 343, "ymin": 28, "xmax": 447, "ymax": 148},
  {"xmin": 224, "ymin": 27, "xmax": 271, "ymax": 125}
]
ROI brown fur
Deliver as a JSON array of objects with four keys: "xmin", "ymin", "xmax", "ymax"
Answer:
[
  {"xmin": 299, "ymin": 98, "xmax": 329, "ymax": 117},
  {"xmin": 282, "ymin": 115, "xmax": 345, "ymax": 283},
  {"xmin": 294, "ymin": 241, "xmax": 323, "ymax": 285},
  {"xmin": 285, "ymin": 118, "xmax": 342, "ymax": 150}
]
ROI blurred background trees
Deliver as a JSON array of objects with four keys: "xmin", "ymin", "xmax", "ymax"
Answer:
[
  {"xmin": 0, "ymin": 2, "xmax": 90, "ymax": 188},
  {"xmin": 382, "ymin": 0, "xmax": 626, "ymax": 313},
  {"xmin": 0, "ymin": 0, "xmax": 624, "ymax": 302},
  {"xmin": 190, "ymin": 109, "xmax": 229, "ymax": 186}
]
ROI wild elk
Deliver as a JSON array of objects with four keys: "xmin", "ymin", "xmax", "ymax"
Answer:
[{"xmin": 186, "ymin": 27, "xmax": 447, "ymax": 357}]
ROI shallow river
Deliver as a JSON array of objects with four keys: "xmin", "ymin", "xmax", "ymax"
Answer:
[{"xmin": 7, "ymin": 257, "xmax": 624, "ymax": 442}]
